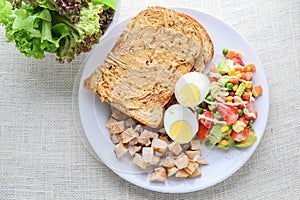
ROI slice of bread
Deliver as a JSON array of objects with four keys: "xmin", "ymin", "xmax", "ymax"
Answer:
[
  {"xmin": 127, "ymin": 6, "xmax": 214, "ymax": 70},
  {"xmin": 84, "ymin": 7, "xmax": 214, "ymax": 128}
]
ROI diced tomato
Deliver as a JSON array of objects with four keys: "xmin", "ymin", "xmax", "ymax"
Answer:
[
  {"xmin": 197, "ymin": 123, "xmax": 209, "ymax": 141},
  {"xmin": 230, "ymin": 127, "xmax": 250, "ymax": 142},
  {"xmin": 243, "ymin": 72, "xmax": 254, "ymax": 81},
  {"xmin": 217, "ymin": 104, "xmax": 239, "ymax": 124},
  {"xmin": 242, "ymin": 92, "xmax": 251, "ymax": 101},
  {"xmin": 200, "ymin": 111, "xmax": 214, "ymax": 129},
  {"xmin": 232, "ymin": 57, "xmax": 245, "ymax": 66},
  {"xmin": 228, "ymin": 78, "xmax": 239, "ymax": 85}
]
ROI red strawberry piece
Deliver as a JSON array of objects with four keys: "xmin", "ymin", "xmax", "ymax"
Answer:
[
  {"xmin": 230, "ymin": 127, "xmax": 250, "ymax": 142},
  {"xmin": 244, "ymin": 72, "xmax": 254, "ymax": 81},
  {"xmin": 244, "ymin": 102, "xmax": 258, "ymax": 120},
  {"xmin": 217, "ymin": 104, "xmax": 239, "ymax": 124},
  {"xmin": 232, "ymin": 57, "xmax": 245, "ymax": 66},
  {"xmin": 200, "ymin": 111, "xmax": 214, "ymax": 129}
]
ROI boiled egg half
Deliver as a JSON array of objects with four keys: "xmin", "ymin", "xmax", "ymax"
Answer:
[
  {"xmin": 174, "ymin": 72, "xmax": 210, "ymax": 107},
  {"xmin": 164, "ymin": 104, "xmax": 198, "ymax": 144}
]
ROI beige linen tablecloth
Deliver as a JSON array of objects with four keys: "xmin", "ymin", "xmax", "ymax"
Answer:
[{"xmin": 1, "ymin": 0, "xmax": 299, "ymax": 199}]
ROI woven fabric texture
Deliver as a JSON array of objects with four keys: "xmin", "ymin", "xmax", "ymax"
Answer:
[{"xmin": 0, "ymin": 0, "xmax": 299, "ymax": 199}]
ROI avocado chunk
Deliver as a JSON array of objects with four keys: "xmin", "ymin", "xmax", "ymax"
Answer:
[
  {"xmin": 216, "ymin": 136, "xmax": 235, "ymax": 150},
  {"xmin": 235, "ymin": 82, "xmax": 246, "ymax": 97},
  {"xmin": 235, "ymin": 132, "xmax": 257, "ymax": 148},
  {"xmin": 208, "ymin": 124, "xmax": 232, "ymax": 145},
  {"xmin": 217, "ymin": 60, "xmax": 232, "ymax": 74},
  {"xmin": 218, "ymin": 76, "xmax": 230, "ymax": 86}
]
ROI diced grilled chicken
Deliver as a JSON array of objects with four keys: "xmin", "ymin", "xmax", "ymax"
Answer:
[
  {"xmin": 138, "ymin": 130, "xmax": 151, "ymax": 146},
  {"xmin": 181, "ymin": 143, "xmax": 190, "ymax": 151},
  {"xmin": 121, "ymin": 127, "xmax": 139, "ymax": 143},
  {"xmin": 150, "ymin": 167, "xmax": 167, "ymax": 182},
  {"xmin": 114, "ymin": 142, "xmax": 128, "ymax": 158},
  {"xmin": 110, "ymin": 134, "xmax": 121, "ymax": 144},
  {"xmin": 142, "ymin": 147, "xmax": 154, "ymax": 163},
  {"xmin": 184, "ymin": 162, "xmax": 199, "ymax": 175},
  {"xmin": 193, "ymin": 154, "xmax": 208, "ymax": 165},
  {"xmin": 128, "ymin": 145, "xmax": 142, "ymax": 157},
  {"xmin": 132, "ymin": 153, "xmax": 148, "ymax": 169},
  {"xmin": 106, "ymin": 117, "xmax": 117, "ymax": 128},
  {"xmin": 167, "ymin": 167, "xmax": 179, "ymax": 177},
  {"xmin": 168, "ymin": 141, "xmax": 182, "ymax": 156},
  {"xmin": 190, "ymin": 138, "xmax": 201, "ymax": 150},
  {"xmin": 159, "ymin": 135, "xmax": 171, "ymax": 144},
  {"xmin": 174, "ymin": 155, "xmax": 189, "ymax": 169},
  {"xmin": 146, "ymin": 130, "xmax": 159, "ymax": 139},
  {"xmin": 111, "ymin": 109, "xmax": 129, "ymax": 121},
  {"xmin": 134, "ymin": 124, "xmax": 143, "ymax": 134},
  {"xmin": 185, "ymin": 150, "xmax": 200, "ymax": 159},
  {"xmin": 188, "ymin": 167, "xmax": 201, "ymax": 178},
  {"xmin": 162, "ymin": 156, "xmax": 175, "ymax": 168},
  {"xmin": 155, "ymin": 151, "xmax": 165, "ymax": 157},
  {"xmin": 175, "ymin": 169, "xmax": 189, "ymax": 178},
  {"xmin": 109, "ymin": 121, "xmax": 125, "ymax": 134},
  {"xmin": 150, "ymin": 156, "xmax": 160, "ymax": 166},
  {"xmin": 128, "ymin": 138, "xmax": 139, "ymax": 146},
  {"xmin": 152, "ymin": 138, "xmax": 168, "ymax": 153},
  {"xmin": 125, "ymin": 117, "xmax": 137, "ymax": 127}
]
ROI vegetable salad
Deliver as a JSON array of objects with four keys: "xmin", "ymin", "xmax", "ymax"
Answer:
[
  {"xmin": 0, "ymin": 0, "xmax": 116, "ymax": 62},
  {"xmin": 197, "ymin": 49, "xmax": 263, "ymax": 150}
]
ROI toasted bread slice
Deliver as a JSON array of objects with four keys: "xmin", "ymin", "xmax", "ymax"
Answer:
[
  {"xmin": 84, "ymin": 27, "xmax": 198, "ymax": 128},
  {"xmin": 84, "ymin": 7, "xmax": 214, "ymax": 128},
  {"xmin": 127, "ymin": 6, "xmax": 213, "ymax": 70}
]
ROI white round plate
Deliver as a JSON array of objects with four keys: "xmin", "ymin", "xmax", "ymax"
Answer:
[{"xmin": 78, "ymin": 8, "xmax": 269, "ymax": 193}]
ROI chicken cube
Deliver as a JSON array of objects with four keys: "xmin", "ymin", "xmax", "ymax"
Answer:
[
  {"xmin": 110, "ymin": 134, "xmax": 121, "ymax": 144},
  {"xmin": 125, "ymin": 118, "xmax": 136, "ymax": 127},
  {"xmin": 193, "ymin": 154, "xmax": 208, "ymax": 165},
  {"xmin": 152, "ymin": 138, "xmax": 168, "ymax": 153},
  {"xmin": 184, "ymin": 162, "xmax": 199, "ymax": 175},
  {"xmin": 159, "ymin": 135, "xmax": 171, "ymax": 144},
  {"xmin": 163, "ymin": 156, "xmax": 175, "ymax": 168},
  {"xmin": 114, "ymin": 142, "xmax": 128, "ymax": 158},
  {"xmin": 142, "ymin": 147, "xmax": 154, "ymax": 163},
  {"xmin": 134, "ymin": 124, "xmax": 143, "ymax": 134},
  {"xmin": 174, "ymin": 155, "xmax": 189, "ymax": 169},
  {"xmin": 138, "ymin": 130, "xmax": 151, "ymax": 146},
  {"xmin": 168, "ymin": 141, "xmax": 182, "ymax": 156},
  {"xmin": 185, "ymin": 150, "xmax": 200, "ymax": 159},
  {"xmin": 167, "ymin": 167, "xmax": 179, "ymax": 177},
  {"xmin": 128, "ymin": 146, "xmax": 142, "ymax": 157},
  {"xmin": 106, "ymin": 117, "xmax": 117, "ymax": 128},
  {"xmin": 111, "ymin": 109, "xmax": 129, "ymax": 121},
  {"xmin": 190, "ymin": 138, "xmax": 201, "ymax": 150},
  {"xmin": 175, "ymin": 169, "xmax": 189, "ymax": 178},
  {"xmin": 109, "ymin": 121, "xmax": 125, "ymax": 134},
  {"xmin": 188, "ymin": 167, "xmax": 202, "ymax": 178},
  {"xmin": 121, "ymin": 127, "xmax": 138, "ymax": 143},
  {"xmin": 150, "ymin": 167, "xmax": 167, "ymax": 182},
  {"xmin": 132, "ymin": 153, "xmax": 148, "ymax": 169},
  {"xmin": 150, "ymin": 156, "xmax": 160, "ymax": 166}
]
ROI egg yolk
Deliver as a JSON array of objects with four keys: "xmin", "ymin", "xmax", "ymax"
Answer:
[
  {"xmin": 169, "ymin": 120, "xmax": 193, "ymax": 143},
  {"xmin": 178, "ymin": 84, "xmax": 200, "ymax": 107}
]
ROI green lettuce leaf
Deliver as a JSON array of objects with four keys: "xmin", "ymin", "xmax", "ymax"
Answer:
[{"xmin": 92, "ymin": 0, "xmax": 116, "ymax": 10}]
